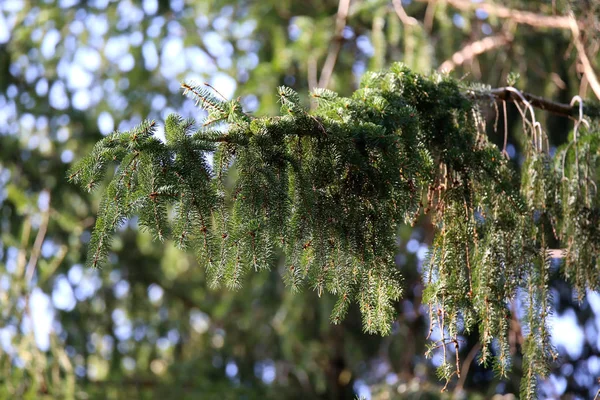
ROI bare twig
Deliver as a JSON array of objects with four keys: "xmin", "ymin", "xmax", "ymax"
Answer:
[
  {"xmin": 38, "ymin": 245, "xmax": 68, "ymax": 286},
  {"xmin": 439, "ymin": 34, "xmax": 512, "ymax": 72},
  {"xmin": 318, "ymin": 0, "xmax": 351, "ymax": 89},
  {"xmin": 25, "ymin": 202, "xmax": 51, "ymax": 284},
  {"xmin": 568, "ymin": 13, "xmax": 600, "ymax": 100},
  {"xmin": 504, "ymin": 87, "xmax": 542, "ymax": 151},
  {"xmin": 392, "ymin": 0, "xmax": 418, "ymax": 26},
  {"xmin": 203, "ymin": 82, "xmax": 228, "ymax": 101},
  {"xmin": 423, "ymin": 0, "xmax": 436, "ymax": 32},
  {"xmin": 308, "ymin": 56, "xmax": 318, "ymax": 91},
  {"xmin": 455, "ymin": 342, "xmax": 482, "ymax": 393},
  {"xmin": 570, "ymin": 96, "xmax": 584, "ymax": 177},
  {"xmin": 474, "ymin": 87, "xmax": 600, "ymax": 119},
  {"xmin": 502, "ymin": 100, "xmax": 509, "ymax": 158},
  {"xmin": 416, "ymin": 0, "xmax": 577, "ymax": 30},
  {"xmin": 308, "ymin": 56, "xmax": 319, "ymax": 110},
  {"xmin": 17, "ymin": 217, "xmax": 32, "ymax": 277},
  {"xmin": 580, "ymin": 75, "xmax": 590, "ymax": 98}
]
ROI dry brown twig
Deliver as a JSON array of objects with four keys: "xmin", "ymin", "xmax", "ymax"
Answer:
[
  {"xmin": 454, "ymin": 342, "xmax": 482, "ymax": 393},
  {"xmin": 479, "ymin": 87, "xmax": 597, "ymax": 119},
  {"xmin": 568, "ymin": 12, "xmax": 600, "ymax": 100},
  {"xmin": 415, "ymin": 0, "xmax": 578, "ymax": 30},
  {"xmin": 423, "ymin": 0, "xmax": 437, "ymax": 32},
  {"xmin": 318, "ymin": 0, "xmax": 351, "ymax": 89},
  {"xmin": 392, "ymin": 0, "xmax": 418, "ymax": 26},
  {"xmin": 25, "ymin": 193, "xmax": 51, "ymax": 284},
  {"xmin": 439, "ymin": 34, "xmax": 512, "ymax": 72},
  {"xmin": 308, "ymin": 56, "xmax": 318, "ymax": 92}
]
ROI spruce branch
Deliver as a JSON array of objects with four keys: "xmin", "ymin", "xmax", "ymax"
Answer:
[
  {"xmin": 181, "ymin": 82, "xmax": 228, "ymax": 114},
  {"xmin": 73, "ymin": 64, "xmax": 600, "ymax": 398}
]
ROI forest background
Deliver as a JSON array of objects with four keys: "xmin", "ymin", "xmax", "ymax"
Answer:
[{"xmin": 1, "ymin": 0, "xmax": 600, "ymax": 398}]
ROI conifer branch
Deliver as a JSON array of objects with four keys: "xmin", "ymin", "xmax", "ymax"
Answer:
[
  {"xmin": 181, "ymin": 82, "xmax": 228, "ymax": 115},
  {"xmin": 73, "ymin": 64, "xmax": 600, "ymax": 399}
]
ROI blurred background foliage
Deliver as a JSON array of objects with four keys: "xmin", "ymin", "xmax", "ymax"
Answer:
[{"xmin": 1, "ymin": 0, "xmax": 600, "ymax": 398}]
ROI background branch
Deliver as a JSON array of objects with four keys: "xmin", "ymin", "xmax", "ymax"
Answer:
[
  {"xmin": 25, "ymin": 203, "xmax": 51, "ymax": 284},
  {"xmin": 568, "ymin": 13, "xmax": 600, "ymax": 100},
  {"xmin": 473, "ymin": 87, "xmax": 600, "ymax": 119},
  {"xmin": 392, "ymin": 0, "xmax": 418, "ymax": 26},
  {"xmin": 454, "ymin": 342, "xmax": 482, "ymax": 393},
  {"xmin": 416, "ymin": 0, "xmax": 577, "ymax": 30},
  {"xmin": 439, "ymin": 34, "xmax": 512, "ymax": 72},
  {"xmin": 318, "ymin": 0, "xmax": 351, "ymax": 89}
]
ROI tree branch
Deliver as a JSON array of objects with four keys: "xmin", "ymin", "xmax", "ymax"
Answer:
[
  {"xmin": 392, "ymin": 0, "xmax": 418, "ymax": 26},
  {"xmin": 25, "ymin": 197, "xmax": 51, "ymax": 284},
  {"xmin": 568, "ymin": 13, "xmax": 600, "ymax": 100},
  {"xmin": 318, "ymin": 0, "xmax": 351, "ymax": 89},
  {"xmin": 415, "ymin": 0, "xmax": 576, "ymax": 30},
  {"xmin": 423, "ymin": 0, "xmax": 437, "ymax": 32},
  {"xmin": 471, "ymin": 87, "xmax": 600, "ymax": 119},
  {"xmin": 454, "ymin": 342, "xmax": 482, "ymax": 393},
  {"xmin": 439, "ymin": 34, "xmax": 512, "ymax": 72}
]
